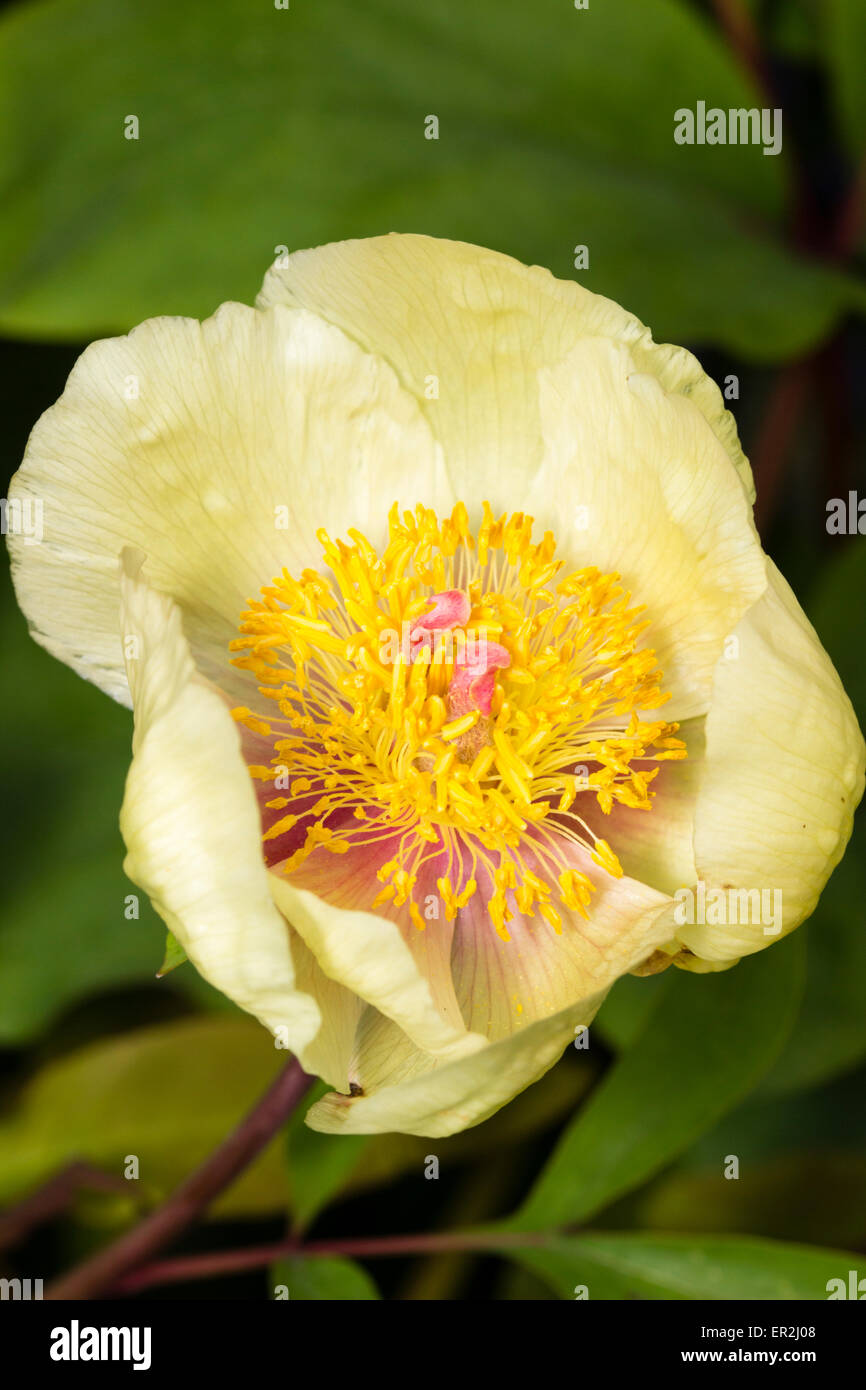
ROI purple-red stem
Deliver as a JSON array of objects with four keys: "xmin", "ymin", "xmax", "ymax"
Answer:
[
  {"xmin": 0, "ymin": 1162, "xmax": 132, "ymax": 1250},
  {"xmin": 45, "ymin": 1058, "xmax": 314, "ymax": 1300},
  {"xmin": 113, "ymin": 1229, "xmax": 547, "ymax": 1296}
]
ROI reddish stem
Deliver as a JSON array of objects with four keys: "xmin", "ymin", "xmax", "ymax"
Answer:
[
  {"xmin": 0, "ymin": 1162, "xmax": 131, "ymax": 1250},
  {"xmin": 46, "ymin": 1058, "xmax": 314, "ymax": 1301},
  {"xmin": 828, "ymin": 154, "xmax": 866, "ymax": 261},
  {"xmin": 709, "ymin": 0, "xmax": 772, "ymax": 98},
  {"xmin": 113, "ymin": 1229, "xmax": 546, "ymax": 1296}
]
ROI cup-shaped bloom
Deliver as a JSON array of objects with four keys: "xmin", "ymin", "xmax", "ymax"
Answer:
[{"xmin": 7, "ymin": 236, "xmax": 863, "ymax": 1136}]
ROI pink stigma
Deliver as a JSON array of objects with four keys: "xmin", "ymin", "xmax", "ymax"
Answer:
[
  {"xmin": 410, "ymin": 589, "xmax": 510, "ymax": 718},
  {"xmin": 448, "ymin": 641, "xmax": 511, "ymax": 717},
  {"xmin": 409, "ymin": 589, "xmax": 471, "ymax": 640}
]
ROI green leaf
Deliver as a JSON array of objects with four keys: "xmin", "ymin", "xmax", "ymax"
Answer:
[
  {"xmin": 285, "ymin": 1124, "xmax": 370, "ymax": 1233},
  {"xmin": 508, "ymin": 1231, "xmax": 860, "ymax": 1300},
  {"xmin": 157, "ymin": 931, "xmax": 188, "ymax": 977},
  {"xmin": 0, "ymin": 0, "xmax": 859, "ymax": 357},
  {"xmin": 593, "ymin": 971, "xmax": 669, "ymax": 1052},
  {"xmin": 512, "ymin": 933, "xmax": 805, "ymax": 1230},
  {"xmin": 0, "ymin": 1015, "xmax": 297, "ymax": 1218},
  {"xmin": 672, "ymin": 1060, "xmax": 866, "ymax": 1170},
  {"xmin": 270, "ymin": 1256, "xmax": 379, "ymax": 1301}
]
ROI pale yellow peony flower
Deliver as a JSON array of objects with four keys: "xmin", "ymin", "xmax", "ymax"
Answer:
[{"xmin": 7, "ymin": 236, "xmax": 864, "ymax": 1137}]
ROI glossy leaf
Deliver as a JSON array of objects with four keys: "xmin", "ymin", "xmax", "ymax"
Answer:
[
  {"xmin": 675, "ymin": 1061, "xmax": 866, "ymax": 1170},
  {"xmin": 513, "ymin": 933, "xmax": 805, "ymax": 1230},
  {"xmin": 0, "ymin": 0, "xmax": 859, "ymax": 357},
  {"xmin": 509, "ymin": 1230, "xmax": 859, "ymax": 1300},
  {"xmin": 593, "ymin": 971, "xmax": 671, "ymax": 1053}
]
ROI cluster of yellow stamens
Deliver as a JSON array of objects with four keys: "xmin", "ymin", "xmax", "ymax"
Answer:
[{"xmin": 230, "ymin": 503, "xmax": 685, "ymax": 940}]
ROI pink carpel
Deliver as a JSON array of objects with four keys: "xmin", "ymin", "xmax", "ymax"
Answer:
[
  {"xmin": 409, "ymin": 589, "xmax": 471, "ymax": 640},
  {"xmin": 410, "ymin": 588, "xmax": 511, "ymax": 718},
  {"xmin": 448, "ymin": 641, "xmax": 511, "ymax": 717}
]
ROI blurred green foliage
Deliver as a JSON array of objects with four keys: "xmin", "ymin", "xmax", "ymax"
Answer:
[
  {"xmin": 0, "ymin": 0, "xmax": 865, "ymax": 1298},
  {"xmin": 0, "ymin": 0, "xmax": 862, "ymax": 355},
  {"xmin": 514, "ymin": 934, "xmax": 805, "ymax": 1231}
]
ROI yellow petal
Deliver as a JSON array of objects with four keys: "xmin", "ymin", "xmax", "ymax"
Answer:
[
  {"xmin": 609, "ymin": 717, "xmax": 704, "ymax": 895},
  {"xmin": 675, "ymin": 559, "xmax": 865, "ymax": 964},
  {"xmin": 450, "ymin": 856, "xmax": 675, "ymax": 1040},
  {"xmin": 8, "ymin": 302, "xmax": 444, "ymax": 704},
  {"xmin": 259, "ymin": 233, "xmax": 755, "ymax": 501},
  {"xmin": 268, "ymin": 872, "xmax": 486, "ymax": 1064},
  {"xmin": 287, "ymin": 932, "xmax": 365, "ymax": 1090},
  {"xmin": 118, "ymin": 551, "xmax": 322, "ymax": 1054},
  {"xmin": 259, "ymin": 234, "xmax": 767, "ymax": 717},
  {"xmin": 305, "ymin": 992, "xmax": 606, "ymax": 1138}
]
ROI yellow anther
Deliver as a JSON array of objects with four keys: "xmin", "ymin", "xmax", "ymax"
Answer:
[
  {"xmin": 262, "ymin": 814, "xmax": 300, "ymax": 841},
  {"xmin": 590, "ymin": 837, "xmax": 624, "ymax": 878},
  {"xmin": 441, "ymin": 711, "xmax": 480, "ymax": 741}
]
